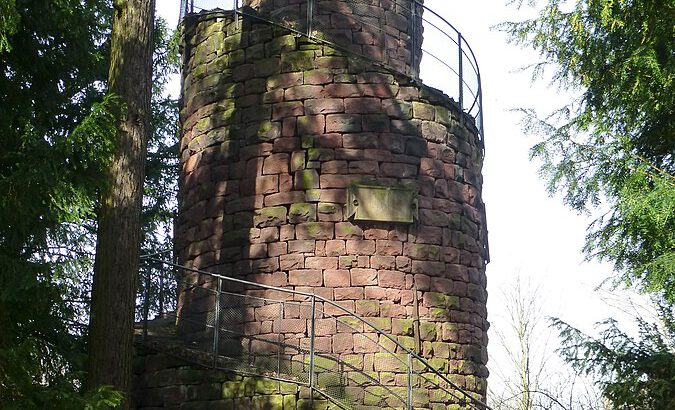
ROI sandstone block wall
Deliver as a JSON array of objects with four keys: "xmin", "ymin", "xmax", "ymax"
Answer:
[
  {"xmin": 172, "ymin": 7, "xmax": 488, "ymax": 407},
  {"xmin": 133, "ymin": 347, "xmax": 339, "ymax": 409},
  {"xmin": 244, "ymin": 0, "xmax": 424, "ymax": 76}
]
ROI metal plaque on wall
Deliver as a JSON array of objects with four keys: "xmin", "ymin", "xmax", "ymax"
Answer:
[{"xmin": 346, "ymin": 184, "xmax": 417, "ymax": 223}]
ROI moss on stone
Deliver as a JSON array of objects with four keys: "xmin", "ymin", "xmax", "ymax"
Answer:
[
  {"xmin": 311, "ymin": 355, "xmax": 339, "ymax": 372},
  {"xmin": 251, "ymin": 394, "xmax": 284, "ymax": 409},
  {"xmin": 295, "ymin": 170, "xmax": 319, "ymax": 190},
  {"xmin": 305, "ymin": 189, "xmax": 321, "ymax": 202},
  {"xmin": 435, "ymin": 105, "xmax": 451, "ymax": 126},
  {"xmin": 222, "ymin": 381, "xmax": 245, "ymax": 399},
  {"xmin": 366, "ymin": 317, "xmax": 391, "ymax": 332},
  {"xmin": 392, "ymin": 318, "xmax": 414, "ymax": 336},
  {"xmin": 398, "ymin": 336, "xmax": 416, "ymax": 350},
  {"xmin": 300, "ymin": 134, "xmax": 315, "ymax": 148},
  {"xmin": 317, "ymin": 202, "xmax": 340, "ymax": 215},
  {"xmin": 289, "ymin": 202, "xmax": 317, "ymax": 223},
  {"xmin": 283, "ymin": 394, "xmax": 296, "ymax": 410},
  {"xmin": 419, "ymin": 321, "xmax": 437, "ymax": 341},
  {"xmin": 317, "ymin": 372, "xmax": 343, "ymax": 387},
  {"xmin": 337, "ymin": 316, "xmax": 362, "ymax": 331},
  {"xmin": 267, "ymin": 34, "xmax": 296, "ymax": 55},
  {"xmin": 281, "ymin": 50, "xmax": 315, "ymax": 71}
]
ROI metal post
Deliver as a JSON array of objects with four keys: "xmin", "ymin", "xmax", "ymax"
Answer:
[
  {"xmin": 158, "ymin": 267, "xmax": 164, "ymax": 318},
  {"xmin": 407, "ymin": 352, "xmax": 413, "ymax": 410},
  {"xmin": 306, "ymin": 0, "xmax": 315, "ymax": 37},
  {"xmin": 411, "ymin": 1, "xmax": 418, "ymax": 79},
  {"xmin": 478, "ymin": 75, "xmax": 485, "ymax": 143},
  {"xmin": 457, "ymin": 33, "xmax": 464, "ymax": 115},
  {"xmin": 142, "ymin": 266, "xmax": 150, "ymax": 341},
  {"xmin": 212, "ymin": 277, "xmax": 222, "ymax": 368},
  {"xmin": 278, "ymin": 302, "xmax": 283, "ymax": 377},
  {"xmin": 308, "ymin": 295, "xmax": 316, "ymax": 389}
]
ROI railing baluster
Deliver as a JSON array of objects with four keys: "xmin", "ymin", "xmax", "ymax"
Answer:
[
  {"xmin": 308, "ymin": 295, "xmax": 316, "ymax": 389},
  {"xmin": 411, "ymin": 1, "xmax": 418, "ymax": 79},
  {"xmin": 158, "ymin": 265, "xmax": 164, "ymax": 318},
  {"xmin": 142, "ymin": 264, "xmax": 150, "ymax": 341},
  {"xmin": 458, "ymin": 32, "xmax": 464, "ymax": 114},
  {"xmin": 212, "ymin": 277, "xmax": 222, "ymax": 368},
  {"xmin": 407, "ymin": 352, "xmax": 413, "ymax": 410},
  {"xmin": 278, "ymin": 302, "xmax": 283, "ymax": 378},
  {"xmin": 306, "ymin": 0, "xmax": 315, "ymax": 38}
]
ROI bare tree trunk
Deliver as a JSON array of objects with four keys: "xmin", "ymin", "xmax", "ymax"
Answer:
[{"xmin": 87, "ymin": 0, "xmax": 155, "ymax": 405}]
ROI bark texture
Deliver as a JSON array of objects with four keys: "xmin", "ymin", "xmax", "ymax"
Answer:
[{"xmin": 87, "ymin": 0, "xmax": 155, "ymax": 404}]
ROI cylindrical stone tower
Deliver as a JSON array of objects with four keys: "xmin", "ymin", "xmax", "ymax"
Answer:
[{"xmin": 167, "ymin": 0, "xmax": 489, "ymax": 408}]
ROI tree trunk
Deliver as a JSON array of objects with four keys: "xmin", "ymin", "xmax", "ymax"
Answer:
[{"xmin": 87, "ymin": 0, "xmax": 155, "ymax": 405}]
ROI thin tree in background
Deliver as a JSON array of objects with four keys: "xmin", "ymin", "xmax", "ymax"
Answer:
[
  {"xmin": 489, "ymin": 278, "xmax": 603, "ymax": 410},
  {"xmin": 87, "ymin": 0, "xmax": 156, "ymax": 404}
]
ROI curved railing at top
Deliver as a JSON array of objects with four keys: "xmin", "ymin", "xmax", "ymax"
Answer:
[
  {"xmin": 179, "ymin": 0, "xmax": 485, "ymax": 145},
  {"xmin": 137, "ymin": 255, "xmax": 491, "ymax": 410}
]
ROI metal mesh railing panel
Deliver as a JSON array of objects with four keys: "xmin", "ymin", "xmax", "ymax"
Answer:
[{"xmin": 138, "ymin": 257, "xmax": 490, "ymax": 410}]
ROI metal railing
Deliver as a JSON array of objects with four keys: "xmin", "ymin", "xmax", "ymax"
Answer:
[
  {"xmin": 138, "ymin": 255, "xmax": 490, "ymax": 410},
  {"xmin": 178, "ymin": 0, "xmax": 484, "ymax": 142}
]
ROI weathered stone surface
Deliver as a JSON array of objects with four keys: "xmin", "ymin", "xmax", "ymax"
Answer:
[{"xmin": 174, "ymin": 9, "xmax": 489, "ymax": 407}]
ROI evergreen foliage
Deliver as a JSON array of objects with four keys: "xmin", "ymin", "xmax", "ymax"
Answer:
[
  {"xmin": 552, "ymin": 308, "xmax": 675, "ymax": 410},
  {"xmin": 0, "ymin": 0, "xmax": 178, "ymax": 406},
  {"xmin": 0, "ymin": 0, "xmax": 113, "ymax": 405},
  {"xmin": 502, "ymin": 1, "xmax": 675, "ymax": 408},
  {"xmin": 501, "ymin": 0, "xmax": 674, "ymax": 300}
]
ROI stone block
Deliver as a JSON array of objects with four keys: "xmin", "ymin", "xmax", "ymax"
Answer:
[
  {"xmin": 346, "ymin": 240, "xmax": 376, "ymax": 255},
  {"xmin": 280, "ymin": 50, "xmax": 315, "ymax": 72},
  {"xmin": 370, "ymin": 255, "xmax": 395, "ymax": 270},
  {"xmin": 305, "ymin": 98, "xmax": 344, "ymax": 115},
  {"xmin": 319, "ymin": 188, "xmax": 346, "ymax": 203},
  {"xmin": 344, "ymin": 97, "xmax": 382, "ymax": 114},
  {"xmin": 266, "ymin": 72, "xmax": 303, "ymax": 90},
  {"xmin": 378, "ymin": 270, "xmax": 405, "ymax": 289},
  {"xmin": 404, "ymin": 243, "xmax": 441, "ymax": 261},
  {"xmin": 295, "ymin": 222, "xmax": 334, "ymax": 240},
  {"xmin": 351, "ymin": 268, "xmax": 377, "ymax": 286},
  {"xmin": 272, "ymin": 101, "xmax": 303, "ymax": 119},
  {"xmin": 296, "ymin": 115, "xmax": 325, "ymax": 135},
  {"xmin": 262, "ymin": 153, "xmax": 289, "ymax": 175},
  {"xmin": 375, "ymin": 240, "xmax": 403, "ymax": 256},
  {"xmin": 348, "ymin": 160, "xmax": 379, "ymax": 174},
  {"xmin": 355, "ymin": 300, "xmax": 379, "ymax": 317},
  {"xmin": 253, "ymin": 206, "xmax": 287, "ymax": 228},
  {"xmin": 412, "ymin": 101, "xmax": 436, "ymax": 120},
  {"xmin": 293, "ymin": 170, "xmax": 320, "ymax": 191},
  {"xmin": 324, "ymin": 83, "xmax": 363, "ymax": 98},
  {"xmin": 323, "ymin": 269, "xmax": 350, "ymax": 287},
  {"xmin": 307, "ymin": 147, "xmax": 334, "ymax": 161},
  {"xmin": 284, "ymin": 85, "xmax": 323, "ymax": 101},
  {"xmin": 325, "ymin": 239, "xmax": 346, "ymax": 256},
  {"xmin": 334, "ymin": 287, "xmax": 363, "ymax": 300},
  {"xmin": 288, "ymin": 269, "xmax": 322, "ymax": 286},
  {"xmin": 264, "ymin": 191, "xmax": 306, "ymax": 206},
  {"xmin": 305, "ymin": 256, "xmax": 338, "ymax": 270},
  {"xmin": 362, "ymin": 114, "xmax": 390, "ymax": 132},
  {"xmin": 326, "ymin": 114, "xmax": 362, "ymax": 133}
]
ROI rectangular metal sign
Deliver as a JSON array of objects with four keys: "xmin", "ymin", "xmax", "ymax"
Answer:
[{"xmin": 346, "ymin": 184, "xmax": 417, "ymax": 223}]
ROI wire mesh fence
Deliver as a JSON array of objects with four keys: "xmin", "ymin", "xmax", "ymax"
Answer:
[
  {"xmin": 137, "ymin": 256, "xmax": 490, "ymax": 409},
  {"xmin": 178, "ymin": 0, "xmax": 484, "ymax": 141}
]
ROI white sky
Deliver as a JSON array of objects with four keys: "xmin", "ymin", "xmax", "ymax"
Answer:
[{"xmin": 156, "ymin": 0, "xmax": 643, "ymax": 390}]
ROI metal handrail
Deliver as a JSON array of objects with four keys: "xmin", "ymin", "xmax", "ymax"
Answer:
[
  {"xmin": 179, "ymin": 0, "xmax": 485, "ymax": 143},
  {"xmin": 138, "ymin": 255, "xmax": 490, "ymax": 410}
]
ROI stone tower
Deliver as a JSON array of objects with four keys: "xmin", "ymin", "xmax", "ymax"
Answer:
[{"xmin": 133, "ymin": 1, "xmax": 489, "ymax": 408}]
